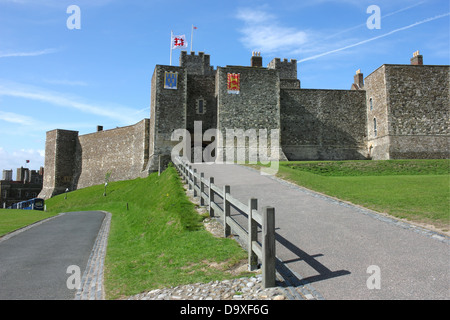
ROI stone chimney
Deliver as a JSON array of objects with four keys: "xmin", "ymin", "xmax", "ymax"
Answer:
[
  {"xmin": 410, "ymin": 50, "xmax": 423, "ymax": 65},
  {"xmin": 353, "ymin": 69, "xmax": 364, "ymax": 89},
  {"xmin": 251, "ymin": 51, "xmax": 262, "ymax": 67}
]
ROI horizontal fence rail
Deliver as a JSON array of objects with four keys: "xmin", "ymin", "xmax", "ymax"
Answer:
[{"xmin": 173, "ymin": 156, "xmax": 276, "ymax": 288}]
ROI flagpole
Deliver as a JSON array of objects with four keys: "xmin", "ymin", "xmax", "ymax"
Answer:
[
  {"xmin": 190, "ymin": 25, "xmax": 194, "ymax": 52},
  {"xmin": 170, "ymin": 30, "xmax": 173, "ymax": 66}
]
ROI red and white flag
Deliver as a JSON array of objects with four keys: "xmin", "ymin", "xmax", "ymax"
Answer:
[{"xmin": 172, "ymin": 34, "xmax": 188, "ymax": 49}]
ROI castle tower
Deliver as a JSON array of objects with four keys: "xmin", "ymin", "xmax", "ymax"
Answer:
[
  {"xmin": 147, "ymin": 63, "xmax": 188, "ymax": 171},
  {"xmin": 39, "ymin": 129, "xmax": 79, "ymax": 199},
  {"xmin": 214, "ymin": 53, "xmax": 289, "ymax": 163}
]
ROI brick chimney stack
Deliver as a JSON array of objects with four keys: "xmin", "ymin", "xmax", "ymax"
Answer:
[
  {"xmin": 354, "ymin": 69, "xmax": 364, "ymax": 89},
  {"xmin": 410, "ymin": 50, "xmax": 423, "ymax": 65},
  {"xmin": 251, "ymin": 51, "xmax": 262, "ymax": 67}
]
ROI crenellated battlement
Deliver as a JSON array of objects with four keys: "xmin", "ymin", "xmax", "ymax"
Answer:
[
  {"xmin": 267, "ymin": 57, "xmax": 298, "ymax": 80},
  {"xmin": 179, "ymin": 51, "xmax": 214, "ymax": 75}
]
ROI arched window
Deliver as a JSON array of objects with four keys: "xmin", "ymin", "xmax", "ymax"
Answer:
[{"xmin": 369, "ymin": 98, "xmax": 373, "ymax": 111}]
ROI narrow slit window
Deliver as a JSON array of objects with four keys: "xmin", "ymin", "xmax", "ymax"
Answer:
[
  {"xmin": 373, "ymin": 118, "xmax": 377, "ymax": 137},
  {"xmin": 369, "ymin": 98, "xmax": 373, "ymax": 111},
  {"xmin": 196, "ymin": 98, "xmax": 206, "ymax": 115}
]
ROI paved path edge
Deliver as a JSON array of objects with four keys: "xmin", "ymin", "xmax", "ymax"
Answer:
[
  {"xmin": 75, "ymin": 211, "xmax": 111, "ymax": 300},
  {"xmin": 242, "ymin": 165, "xmax": 450, "ymax": 245}
]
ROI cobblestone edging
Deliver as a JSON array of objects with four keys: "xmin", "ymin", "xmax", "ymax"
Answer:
[
  {"xmin": 126, "ymin": 275, "xmax": 289, "ymax": 301},
  {"xmin": 75, "ymin": 211, "xmax": 111, "ymax": 300}
]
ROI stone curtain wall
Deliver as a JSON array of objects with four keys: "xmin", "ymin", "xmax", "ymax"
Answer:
[
  {"xmin": 39, "ymin": 129, "xmax": 79, "ymax": 199},
  {"xmin": 76, "ymin": 119, "xmax": 150, "ymax": 189},
  {"xmin": 280, "ymin": 89, "xmax": 368, "ymax": 160},
  {"xmin": 39, "ymin": 120, "xmax": 149, "ymax": 198}
]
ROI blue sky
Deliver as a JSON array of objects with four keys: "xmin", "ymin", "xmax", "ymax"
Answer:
[{"xmin": 0, "ymin": 0, "xmax": 449, "ymax": 176}]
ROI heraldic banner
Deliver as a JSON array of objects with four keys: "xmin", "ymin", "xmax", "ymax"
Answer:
[
  {"xmin": 164, "ymin": 71, "xmax": 178, "ymax": 90},
  {"xmin": 227, "ymin": 73, "xmax": 240, "ymax": 94}
]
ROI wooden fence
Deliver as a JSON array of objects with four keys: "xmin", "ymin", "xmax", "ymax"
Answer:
[{"xmin": 173, "ymin": 156, "xmax": 276, "ymax": 288}]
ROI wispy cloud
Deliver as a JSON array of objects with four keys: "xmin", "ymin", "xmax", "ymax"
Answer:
[
  {"xmin": 0, "ymin": 48, "xmax": 59, "ymax": 58},
  {"xmin": 43, "ymin": 79, "xmax": 88, "ymax": 87},
  {"xmin": 0, "ymin": 110, "xmax": 36, "ymax": 125},
  {"xmin": 0, "ymin": 81, "xmax": 141, "ymax": 125},
  {"xmin": 299, "ymin": 12, "xmax": 450, "ymax": 63},
  {"xmin": 236, "ymin": 7, "xmax": 309, "ymax": 54}
]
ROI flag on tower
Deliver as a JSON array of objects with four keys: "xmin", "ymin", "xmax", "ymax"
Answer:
[{"xmin": 172, "ymin": 34, "xmax": 188, "ymax": 49}]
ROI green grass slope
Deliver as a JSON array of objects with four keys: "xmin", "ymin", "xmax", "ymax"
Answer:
[
  {"xmin": 44, "ymin": 165, "xmax": 248, "ymax": 299},
  {"xmin": 274, "ymin": 159, "xmax": 449, "ymax": 231}
]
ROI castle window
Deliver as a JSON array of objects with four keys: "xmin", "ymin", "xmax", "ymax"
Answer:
[
  {"xmin": 196, "ymin": 98, "xmax": 206, "ymax": 115},
  {"xmin": 369, "ymin": 98, "xmax": 373, "ymax": 111},
  {"xmin": 373, "ymin": 118, "xmax": 377, "ymax": 137}
]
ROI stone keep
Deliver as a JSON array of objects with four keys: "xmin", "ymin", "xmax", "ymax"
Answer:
[{"xmin": 39, "ymin": 50, "xmax": 449, "ymax": 198}]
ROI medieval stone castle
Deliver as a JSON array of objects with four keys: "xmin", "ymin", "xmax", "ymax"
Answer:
[{"xmin": 39, "ymin": 50, "xmax": 449, "ymax": 199}]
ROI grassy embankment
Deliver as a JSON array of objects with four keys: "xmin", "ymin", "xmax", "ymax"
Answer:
[
  {"xmin": 258, "ymin": 159, "xmax": 449, "ymax": 231},
  {"xmin": 0, "ymin": 165, "xmax": 248, "ymax": 299}
]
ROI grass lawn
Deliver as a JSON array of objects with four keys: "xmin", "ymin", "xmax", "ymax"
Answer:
[
  {"xmin": 0, "ymin": 210, "xmax": 59, "ymax": 236},
  {"xmin": 265, "ymin": 159, "xmax": 449, "ymax": 232},
  {"xmin": 42, "ymin": 165, "xmax": 249, "ymax": 299}
]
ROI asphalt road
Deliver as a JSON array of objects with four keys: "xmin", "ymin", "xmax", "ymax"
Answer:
[
  {"xmin": 192, "ymin": 162, "xmax": 450, "ymax": 300},
  {"xmin": 0, "ymin": 211, "xmax": 105, "ymax": 300}
]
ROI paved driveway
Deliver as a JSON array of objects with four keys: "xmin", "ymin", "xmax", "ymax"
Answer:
[
  {"xmin": 0, "ymin": 211, "xmax": 105, "ymax": 300},
  {"xmin": 191, "ymin": 162, "xmax": 450, "ymax": 300}
]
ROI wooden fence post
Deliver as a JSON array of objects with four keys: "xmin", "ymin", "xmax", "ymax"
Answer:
[
  {"xmin": 209, "ymin": 177, "xmax": 215, "ymax": 217},
  {"xmin": 188, "ymin": 165, "xmax": 193, "ymax": 190},
  {"xmin": 223, "ymin": 185, "xmax": 231, "ymax": 237},
  {"xmin": 193, "ymin": 169, "xmax": 198, "ymax": 197},
  {"xmin": 200, "ymin": 172, "xmax": 205, "ymax": 206},
  {"xmin": 248, "ymin": 198, "xmax": 258, "ymax": 271},
  {"xmin": 262, "ymin": 206, "xmax": 276, "ymax": 288}
]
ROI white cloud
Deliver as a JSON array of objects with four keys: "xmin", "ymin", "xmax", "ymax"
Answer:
[
  {"xmin": 0, "ymin": 148, "xmax": 45, "ymax": 175},
  {"xmin": 236, "ymin": 7, "xmax": 309, "ymax": 54}
]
